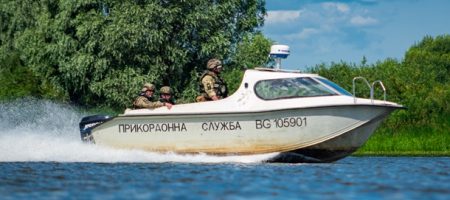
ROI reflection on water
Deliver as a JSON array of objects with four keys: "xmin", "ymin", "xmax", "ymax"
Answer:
[{"xmin": 0, "ymin": 157, "xmax": 449, "ymax": 199}]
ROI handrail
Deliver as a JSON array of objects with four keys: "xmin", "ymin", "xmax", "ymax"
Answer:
[
  {"xmin": 371, "ymin": 80, "xmax": 386, "ymax": 104},
  {"xmin": 352, "ymin": 77, "xmax": 371, "ymax": 103}
]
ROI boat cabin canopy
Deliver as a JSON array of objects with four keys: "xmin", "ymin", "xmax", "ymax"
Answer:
[{"xmin": 249, "ymin": 69, "xmax": 352, "ymax": 101}]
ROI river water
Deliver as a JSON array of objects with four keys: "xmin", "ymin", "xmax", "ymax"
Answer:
[{"xmin": 1, "ymin": 99, "xmax": 449, "ymax": 199}]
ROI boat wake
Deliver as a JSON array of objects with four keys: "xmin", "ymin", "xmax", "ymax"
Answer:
[{"xmin": 0, "ymin": 99, "xmax": 277, "ymax": 163}]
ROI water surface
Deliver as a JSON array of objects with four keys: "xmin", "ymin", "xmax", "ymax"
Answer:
[{"xmin": 1, "ymin": 157, "xmax": 449, "ymax": 200}]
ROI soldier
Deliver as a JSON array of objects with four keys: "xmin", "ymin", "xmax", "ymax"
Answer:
[
  {"xmin": 159, "ymin": 86, "xmax": 176, "ymax": 105},
  {"xmin": 196, "ymin": 58, "xmax": 228, "ymax": 102},
  {"xmin": 133, "ymin": 83, "xmax": 173, "ymax": 109}
]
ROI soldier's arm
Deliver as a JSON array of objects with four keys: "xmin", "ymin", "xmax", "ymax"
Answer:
[
  {"xmin": 202, "ymin": 75, "xmax": 217, "ymax": 98},
  {"xmin": 133, "ymin": 97, "xmax": 148, "ymax": 109},
  {"xmin": 148, "ymin": 101, "xmax": 165, "ymax": 109},
  {"xmin": 134, "ymin": 97, "xmax": 162, "ymax": 109}
]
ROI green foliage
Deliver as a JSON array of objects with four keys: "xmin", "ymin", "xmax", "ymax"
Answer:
[
  {"xmin": 177, "ymin": 32, "xmax": 272, "ymax": 102},
  {"xmin": 0, "ymin": 0, "xmax": 42, "ymax": 47},
  {"xmin": 0, "ymin": 51, "xmax": 38, "ymax": 99},
  {"xmin": 229, "ymin": 32, "xmax": 273, "ymax": 70},
  {"xmin": 222, "ymin": 33, "xmax": 272, "ymax": 93},
  {"xmin": 221, "ymin": 67, "xmax": 246, "ymax": 95},
  {"xmin": 356, "ymin": 114, "xmax": 450, "ymax": 155},
  {"xmin": 399, "ymin": 35, "xmax": 450, "ymax": 123},
  {"xmin": 177, "ymin": 68, "xmax": 201, "ymax": 104},
  {"xmin": 0, "ymin": 50, "xmax": 67, "ymax": 101},
  {"xmin": 2, "ymin": 0, "xmax": 266, "ymax": 109},
  {"xmin": 309, "ymin": 34, "xmax": 450, "ymax": 133}
]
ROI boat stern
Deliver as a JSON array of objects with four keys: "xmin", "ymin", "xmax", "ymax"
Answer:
[{"xmin": 79, "ymin": 115, "xmax": 112, "ymax": 143}]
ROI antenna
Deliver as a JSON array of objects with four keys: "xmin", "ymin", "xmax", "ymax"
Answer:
[{"xmin": 269, "ymin": 45, "xmax": 290, "ymax": 70}]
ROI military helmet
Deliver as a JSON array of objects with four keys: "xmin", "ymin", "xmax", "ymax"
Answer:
[
  {"xmin": 141, "ymin": 83, "xmax": 155, "ymax": 92},
  {"xmin": 207, "ymin": 58, "xmax": 222, "ymax": 69},
  {"xmin": 160, "ymin": 86, "xmax": 172, "ymax": 95}
]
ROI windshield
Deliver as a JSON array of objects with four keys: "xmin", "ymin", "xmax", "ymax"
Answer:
[
  {"xmin": 316, "ymin": 78, "xmax": 352, "ymax": 96},
  {"xmin": 254, "ymin": 77, "xmax": 337, "ymax": 100}
]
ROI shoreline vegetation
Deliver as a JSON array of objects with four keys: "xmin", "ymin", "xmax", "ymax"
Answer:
[
  {"xmin": 355, "ymin": 115, "xmax": 450, "ymax": 156},
  {"xmin": 355, "ymin": 135, "xmax": 450, "ymax": 156},
  {"xmin": 354, "ymin": 152, "xmax": 450, "ymax": 156},
  {"xmin": 1, "ymin": 2, "xmax": 449, "ymax": 156}
]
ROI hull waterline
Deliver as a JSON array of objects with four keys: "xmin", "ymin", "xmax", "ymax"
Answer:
[{"xmin": 267, "ymin": 110, "xmax": 389, "ymax": 163}]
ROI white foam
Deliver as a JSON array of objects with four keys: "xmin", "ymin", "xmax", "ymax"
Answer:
[{"xmin": 0, "ymin": 99, "xmax": 277, "ymax": 163}]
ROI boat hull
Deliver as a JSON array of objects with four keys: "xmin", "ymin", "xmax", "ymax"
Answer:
[
  {"xmin": 267, "ymin": 112, "xmax": 387, "ymax": 163},
  {"xmin": 82, "ymin": 105, "xmax": 398, "ymax": 162}
]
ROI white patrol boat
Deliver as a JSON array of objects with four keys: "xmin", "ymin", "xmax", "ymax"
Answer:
[{"xmin": 79, "ymin": 45, "xmax": 404, "ymax": 163}]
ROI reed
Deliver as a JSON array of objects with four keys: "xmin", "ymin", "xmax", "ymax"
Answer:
[{"xmin": 355, "ymin": 116, "xmax": 450, "ymax": 156}]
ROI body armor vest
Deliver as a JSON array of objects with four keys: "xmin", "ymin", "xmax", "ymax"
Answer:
[{"xmin": 198, "ymin": 70, "xmax": 228, "ymax": 99}]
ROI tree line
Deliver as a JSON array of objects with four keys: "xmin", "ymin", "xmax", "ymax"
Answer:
[
  {"xmin": 0, "ymin": 0, "xmax": 271, "ymax": 108},
  {"xmin": 310, "ymin": 35, "xmax": 450, "ymax": 131}
]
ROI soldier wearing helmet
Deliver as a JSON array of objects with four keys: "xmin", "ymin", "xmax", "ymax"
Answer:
[
  {"xmin": 159, "ymin": 86, "xmax": 176, "ymax": 105},
  {"xmin": 133, "ymin": 83, "xmax": 172, "ymax": 109},
  {"xmin": 196, "ymin": 58, "xmax": 228, "ymax": 102}
]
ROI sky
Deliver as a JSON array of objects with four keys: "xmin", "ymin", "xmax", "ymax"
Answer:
[{"xmin": 261, "ymin": 0, "xmax": 450, "ymax": 70}]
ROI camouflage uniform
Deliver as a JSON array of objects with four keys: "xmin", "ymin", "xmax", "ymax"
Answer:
[
  {"xmin": 133, "ymin": 96, "xmax": 164, "ymax": 109},
  {"xmin": 159, "ymin": 86, "xmax": 176, "ymax": 105},
  {"xmin": 197, "ymin": 59, "xmax": 228, "ymax": 101},
  {"xmin": 133, "ymin": 83, "xmax": 165, "ymax": 109}
]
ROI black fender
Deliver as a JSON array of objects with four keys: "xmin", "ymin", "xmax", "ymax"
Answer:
[{"xmin": 79, "ymin": 115, "xmax": 112, "ymax": 143}]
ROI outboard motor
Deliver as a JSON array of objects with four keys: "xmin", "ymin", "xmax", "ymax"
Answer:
[{"xmin": 79, "ymin": 115, "xmax": 112, "ymax": 143}]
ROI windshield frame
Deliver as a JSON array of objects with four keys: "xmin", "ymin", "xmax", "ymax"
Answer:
[{"xmin": 314, "ymin": 77, "xmax": 353, "ymax": 96}]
